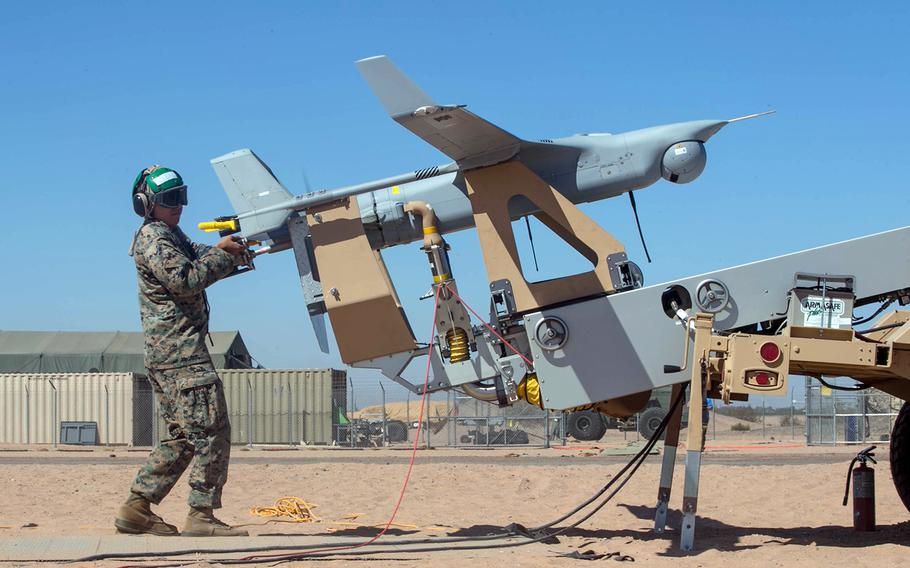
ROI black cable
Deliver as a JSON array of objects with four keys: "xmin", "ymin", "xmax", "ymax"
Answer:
[
  {"xmin": 70, "ymin": 389, "xmax": 687, "ymax": 565},
  {"xmin": 852, "ymin": 298, "xmax": 894, "ymax": 326},
  {"xmin": 627, "ymin": 192, "xmax": 652, "ymax": 263},
  {"xmin": 232, "ymin": 388, "xmax": 688, "ymax": 565},
  {"xmin": 857, "ymin": 321, "xmax": 904, "ymax": 335},
  {"xmin": 816, "ymin": 376, "xmax": 871, "ymax": 392},
  {"xmin": 211, "ymin": 389, "xmax": 689, "ymax": 566},
  {"xmin": 529, "ymin": 386, "xmax": 686, "ymax": 533}
]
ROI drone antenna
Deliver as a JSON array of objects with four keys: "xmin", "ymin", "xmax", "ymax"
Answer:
[
  {"xmin": 628, "ymin": 192, "xmax": 652, "ymax": 263},
  {"xmin": 525, "ymin": 215, "xmax": 540, "ymax": 271}
]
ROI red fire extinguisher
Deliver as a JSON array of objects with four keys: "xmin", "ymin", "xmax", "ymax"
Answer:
[{"xmin": 842, "ymin": 445, "xmax": 877, "ymax": 531}]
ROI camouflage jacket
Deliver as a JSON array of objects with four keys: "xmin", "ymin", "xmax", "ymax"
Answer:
[{"xmin": 131, "ymin": 221, "xmax": 238, "ymax": 371}]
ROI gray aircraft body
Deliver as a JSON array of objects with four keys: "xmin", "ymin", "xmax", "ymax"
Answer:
[{"xmin": 209, "ymin": 55, "xmax": 771, "ymax": 350}]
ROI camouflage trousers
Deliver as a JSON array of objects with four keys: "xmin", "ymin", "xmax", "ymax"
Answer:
[{"xmin": 130, "ymin": 362, "xmax": 232, "ymax": 509}]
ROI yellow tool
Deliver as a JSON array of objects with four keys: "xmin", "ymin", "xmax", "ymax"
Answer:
[{"xmin": 199, "ymin": 219, "xmax": 239, "ymax": 233}]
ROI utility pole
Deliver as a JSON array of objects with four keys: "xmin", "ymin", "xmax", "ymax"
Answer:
[{"xmin": 379, "ymin": 380, "xmax": 387, "ymax": 446}]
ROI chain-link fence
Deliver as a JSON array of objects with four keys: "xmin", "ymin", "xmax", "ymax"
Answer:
[
  {"xmin": 335, "ymin": 388, "xmax": 561, "ymax": 448},
  {"xmin": 806, "ymin": 380, "xmax": 901, "ymax": 445},
  {"xmin": 4, "ymin": 373, "xmax": 847, "ymax": 448}
]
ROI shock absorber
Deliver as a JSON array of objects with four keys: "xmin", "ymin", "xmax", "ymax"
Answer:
[
  {"xmin": 843, "ymin": 445, "xmax": 877, "ymax": 531},
  {"xmin": 407, "ymin": 200, "xmax": 476, "ymax": 364}
]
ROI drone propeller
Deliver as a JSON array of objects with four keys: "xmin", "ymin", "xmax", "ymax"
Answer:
[{"xmin": 301, "ymin": 167, "xmax": 313, "ymax": 193}]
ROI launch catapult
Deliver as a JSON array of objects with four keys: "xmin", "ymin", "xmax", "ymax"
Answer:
[{"xmin": 201, "ymin": 56, "xmax": 910, "ymax": 550}]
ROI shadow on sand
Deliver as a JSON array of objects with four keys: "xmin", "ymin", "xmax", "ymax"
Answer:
[
  {"xmin": 257, "ymin": 526, "xmax": 422, "ymax": 538},
  {"xmin": 439, "ymin": 505, "xmax": 910, "ymax": 557}
]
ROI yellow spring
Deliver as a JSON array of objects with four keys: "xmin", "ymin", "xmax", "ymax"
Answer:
[{"xmin": 446, "ymin": 328, "xmax": 470, "ymax": 363}]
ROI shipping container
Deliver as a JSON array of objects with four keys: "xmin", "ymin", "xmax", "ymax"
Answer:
[
  {"xmin": 218, "ymin": 368, "xmax": 345, "ymax": 445},
  {"xmin": 143, "ymin": 368, "xmax": 346, "ymax": 445},
  {"xmin": 0, "ymin": 373, "xmax": 137, "ymax": 445},
  {"xmin": 1, "ymin": 368, "xmax": 346, "ymax": 446}
]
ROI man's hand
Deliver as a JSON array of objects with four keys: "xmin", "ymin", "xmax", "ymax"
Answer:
[{"xmin": 215, "ymin": 236, "xmax": 246, "ymax": 256}]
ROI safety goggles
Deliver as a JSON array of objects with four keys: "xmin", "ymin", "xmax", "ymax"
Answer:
[{"xmin": 153, "ymin": 185, "xmax": 188, "ymax": 208}]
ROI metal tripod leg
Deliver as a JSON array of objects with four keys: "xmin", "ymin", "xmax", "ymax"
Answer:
[
  {"xmin": 680, "ymin": 368, "xmax": 705, "ymax": 551},
  {"xmin": 679, "ymin": 314, "xmax": 712, "ymax": 551},
  {"xmin": 654, "ymin": 382, "xmax": 685, "ymax": 533}
]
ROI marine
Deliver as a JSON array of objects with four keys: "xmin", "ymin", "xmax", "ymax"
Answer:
[{"xmin": 115, "ymin": 165, "xmax": 249, "ymax": 537}]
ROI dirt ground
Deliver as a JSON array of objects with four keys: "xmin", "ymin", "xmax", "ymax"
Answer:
[{"xmin": 0, "ymin": 442, "xmax": 907, "ymax": 567}]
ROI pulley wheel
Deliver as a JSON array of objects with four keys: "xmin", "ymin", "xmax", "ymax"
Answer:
[
  {"xmin": 534, "ymin": 316, "xmax": 569, "ymax": 351},
  {"xmin": 695, "ymin": 278, "xmax": 730, "ymax": 314}
]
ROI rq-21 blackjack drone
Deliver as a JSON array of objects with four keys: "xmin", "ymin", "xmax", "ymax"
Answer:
[{"xmin": 202, "ymin": 56, "xmax": 910, "ymax": 551}]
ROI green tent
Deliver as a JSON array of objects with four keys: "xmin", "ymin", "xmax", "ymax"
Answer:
[{"xmin": 0, "ymin": 330, "xmax": 253, "ymax": 374}]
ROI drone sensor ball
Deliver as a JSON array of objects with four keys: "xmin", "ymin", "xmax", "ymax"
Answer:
[{"xmin": 661, "ymin": 140, "xmax": 707, "ymax": 184}]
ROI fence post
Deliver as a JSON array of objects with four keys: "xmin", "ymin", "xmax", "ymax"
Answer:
[
  {"xmin": 762, "ymin": 398, "xmax": 766, "ymax": 440},
  {"xmin": 791, "ymin": 396, "xmax": 796, "ymax": 441},
  {"xmin": 153, "ymin": 395, "xmax": 159, "ymax": 447},
  {"xmin": 712, "ymin": 403, "xmax": 716, "ymax": 441},
  {"xmin": 561, "ymin": 413, "xmax": 567, "ymax": 446},
  {"xmin": 447, "ymin": 391, "xmax": 453, "ymax": 446},
  {"xmin": 380, "ymin": 380, "xmax": 387, "ymax": 446},
  {"xmin": 425, "ymin": 391, "xmax": 431, "ymax": 449},
  {"xmin": 247, "ymin": 378, "xmax": 254, "ymax": 448},
  {"xmin": 544, "ymin": 410, "xmax": 551, "ymax": 448},
  {"xmin": 832, "ymin": 386, "xmax": 838, "ymax": 445},
  {"xmin": 347, "ymin": 378, "xmax": 354, "ymax": 448},
  {"xmin": 486, "ymin": 417, "xmax": 491, "ymax": 448}
]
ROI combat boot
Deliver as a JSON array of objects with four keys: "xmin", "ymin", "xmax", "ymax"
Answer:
[
  {"xmin": 114, "ymin": 493, "xmax": 179, "ymax": 536},
  {"xmin": 182, "ymin": 507, "xmax": 249, "ymax": 537}
]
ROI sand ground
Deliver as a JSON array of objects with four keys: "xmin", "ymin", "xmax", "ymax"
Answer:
[{"xmin": 0, "ymin": 442, "xmax": 907, "ymax": 567}]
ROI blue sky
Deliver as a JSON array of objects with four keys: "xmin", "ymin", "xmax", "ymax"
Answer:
[{"xmin": 1, "ymin": 2, "xmax": 908, "ymax": 406}]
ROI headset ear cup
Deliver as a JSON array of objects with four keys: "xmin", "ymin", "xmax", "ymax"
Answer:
[{"xmin": 133, "ymin": 192, "xmax": 150, "ymax": 217}]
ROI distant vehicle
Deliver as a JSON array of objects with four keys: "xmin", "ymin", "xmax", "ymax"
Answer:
[
  {"xmin": 565, "ymin": 387, "xmax": 674, "ymax": 441},
  {"xmin": 460, "ymin": 427, "xmax": 530, "ymax": 445}
]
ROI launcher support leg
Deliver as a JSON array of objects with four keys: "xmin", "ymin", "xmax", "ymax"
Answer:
[
  {"xmin": 679, "ymin": 314, "xmax": 713, "ymax": 551},
  {"xmin": 654, "ymin": 382, "xmax": 685, "ymax": 533}
]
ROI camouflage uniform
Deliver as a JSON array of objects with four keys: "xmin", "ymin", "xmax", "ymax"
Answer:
[{"xmin": 128, "ymin": 220, "xmax": 239, "ymax": 509}]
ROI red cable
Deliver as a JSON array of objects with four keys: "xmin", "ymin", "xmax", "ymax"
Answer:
[
  {"xmin": 443, "ymin": 283, "xmax": 534, "ymax": 368},
  {"xmin": 235, "ymin": 286, "xmax": 442, "ymax": 562}
]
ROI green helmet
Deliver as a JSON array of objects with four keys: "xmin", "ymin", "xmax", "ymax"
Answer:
[
  {"xmin": 144, "ymin": 166, "xmax": 186, "ymax": 194},
  {"xmin": 132, "ymin": 165, "xmax": 188, "ymax": 216}
]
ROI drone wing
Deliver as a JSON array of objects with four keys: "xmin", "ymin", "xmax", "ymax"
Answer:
[{"xmin": 356, "ymin": 55, "xmax": 521, "ymax": 169}]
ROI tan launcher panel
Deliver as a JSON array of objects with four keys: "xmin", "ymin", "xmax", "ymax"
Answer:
[
  {"xmin": 690, "ymin": 312, "xmax": 910, "ymax": 403},
  {"xmin": 464, "ymin": 161, "xmax": 626, "ymax": 313},
  {"xmin": 306, "ymin": 198, "xmax": 417, "ymax": 364}
]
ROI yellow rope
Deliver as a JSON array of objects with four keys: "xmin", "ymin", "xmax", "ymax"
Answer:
[{"xmin": 250, "ymin": 496, "xmax": 320, "ymax": 523}]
